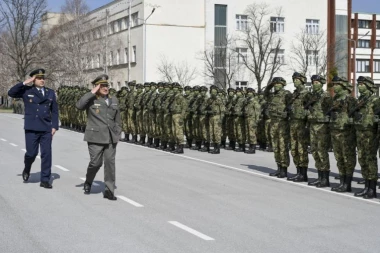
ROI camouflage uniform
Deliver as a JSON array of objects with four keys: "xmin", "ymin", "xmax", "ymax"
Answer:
[
  {"xmin": 243, "ymin": 88, "xmax": 261, "ymax": 154},
  {"xmin": 267, "ymin": 77, "xmax": 291, "ymax": 178},
  {"xmin": 287, "ymin": 72, "xmax": 310, "ymax": 182},
  {"xmin": 170, "ymin": 83, "xmax": 187, "ymax": 154},
  {"xmin": 225, "ymin": 89, "xmax": 237, "ymax": 150},
  {"xmin": 146, "ymin": 83, "xmax": 158, "ymax": 147},
  {"xmin": 218, "ymin": 89, "xmax": 228, "ymax": 148},
  {"xmin": 161, "ymin": 84, "xmax": 175, "ymax": 151},
  {"xmin": 197, "ymin": 86, "xmax": 210, "ymax": 152},
  {"xmin": 306, "ymin": 75, "xmax": 333, "ymax": 188},
  {"xmin": 126, "ymin": 83, "xmax": 137, "ymax": 143},
  {"xmin": 233, "ymin": 88, "xmax": 247, "ymax": 152},
  {"xmin": 141, "ymin": 83, "xmax": 152, "ymax": 145},
  {"xmin": 353, "ymin": 76, "xmax": 380, "ymax": 199},
  {"xmin": 189, "ymin": 86, "xmax": 202, "ymax": 150},
  {"xmin": 116, "ymin": 87, "xmax": 129, "ymax": 141},
  {"xmin": 329, "ymin": 76, "xmax": 357, "ymax": 193},
  {"xmin": 134, "ymin": 84, "xmax": 144, "ymax": 144},
  {"xmin": 207, "ymin": 85, "xmax": 224, "ymax": 154}
]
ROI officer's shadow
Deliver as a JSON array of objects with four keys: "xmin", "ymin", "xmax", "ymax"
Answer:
[
  {"xmin": 17, "ymin": 172, "xmax": 61, "ymax": 184},
  {"xmin": 75, "ymin": 181, "xmax": 117, "ymax": 194}
]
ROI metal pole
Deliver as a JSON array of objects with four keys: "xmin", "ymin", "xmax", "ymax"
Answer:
[
  {"xmin": 128, "ymin": 0, "xmax": 131, "ymax": 82},
  {"xmin": 143, "ymin": 21, "xmax": 146, "ymax": 83},
  {"xmin": 105, "ymin": 9, "xmax": 109, "ymax": 75}
]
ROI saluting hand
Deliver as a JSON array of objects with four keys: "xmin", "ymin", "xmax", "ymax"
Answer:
[
  {"xmin": 91, "ymin": 84, "xmax": 101, "ymax": 94},
  {"xmin": 23, "ymin": 76, "xmax": 36, "ymax": 86}
]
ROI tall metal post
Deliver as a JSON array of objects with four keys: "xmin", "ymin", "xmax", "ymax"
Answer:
[
  {"xmin": 128, "ymin": 0, "xmax": 132, "ymax": 82},
  {"xmin": 105, "ymin": 9, "xmax": 109, "ymax": 75}
]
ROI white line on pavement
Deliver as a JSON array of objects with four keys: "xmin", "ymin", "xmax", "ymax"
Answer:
[
  {"xmin": 9, "ymin": 143, "xmax": 17, "ymax": 147},
  {"xmin": 21, "ymin": 149, "xmax": 26, "ymax": 152},
  {"xmin": 80, "ymin": 178, "xmax": 99, "ymax": 186},
  {"xmin": 124, "ymin": 142, "xmax": 380, "ymax": 206},
  {"xmin": 0, "ymin": 138, "xmax": 7, "ymax": 141},
  {"xmin": 54, "ymin": 165, "xmax": 70, "ymax": 172},
  {"xmin": 116, "ymin": 195, "xmax": 144, "ymax": 207},
  {"xmin": 168, "ymin": 221, "xmax": 215, "ymax": 241}
]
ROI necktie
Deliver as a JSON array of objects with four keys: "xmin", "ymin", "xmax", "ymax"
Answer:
[{"xmin": 38, "ymin": 88, "xmax": 44, "ymax": 97}]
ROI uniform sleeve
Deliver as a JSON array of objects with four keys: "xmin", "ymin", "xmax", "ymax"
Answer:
[
  {"xmin": 8, "ymin": 82, "xmax": 26, "ymax": 98},
  {"xmin": 76, "ymin": 92, "xmax": 96, "ymax": 110}
]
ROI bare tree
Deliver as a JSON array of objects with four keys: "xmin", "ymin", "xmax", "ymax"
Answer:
[
  {"xmin": 239, "ymin": 3, "xmax": 285, "ymax": 92},
  {"xmin": 157, "ymin": 56, "xmax": 197, "ymax": 87},
  {"xmin": 0, "ymin": 0, "xmax": 48, "ymax": 82},
  {"xmin": 200, "ymin": 36, "xmax": 241, "ymax": 90}
]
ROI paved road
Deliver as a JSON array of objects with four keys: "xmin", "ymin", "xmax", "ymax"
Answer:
[{"xmin": 0, "ymin": 113, "xmax": 379, "ymax": 253}]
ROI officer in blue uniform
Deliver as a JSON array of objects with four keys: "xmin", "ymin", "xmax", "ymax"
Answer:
[{"xmin": 8, "ymin": 69, "xmax": 59, "ymax": 189}]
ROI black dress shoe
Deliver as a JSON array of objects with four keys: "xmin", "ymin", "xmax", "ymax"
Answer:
[
  {"xmin": 103, "ymin": 190, "xmax": 117, "ymax": 201},
  {"xmin": 84, "ymin": 182, "xmax": 91, "ymax": 194},
  {"xmin": 22, "ymin": 170, "xmax": 30, "ymax": 182},
  {"xmin": 40, "ymin": 181, "xmax": 52, "ymax": 189}
]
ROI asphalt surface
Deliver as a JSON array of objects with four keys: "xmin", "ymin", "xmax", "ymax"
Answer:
[{"xmin": 0, "ymin": 113, "xmax": 379, "ymax": 253}]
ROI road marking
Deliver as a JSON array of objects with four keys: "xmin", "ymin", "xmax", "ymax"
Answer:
[
  {"xmin": 54, "ymin": 165, "xmax": 69, "ymax": 172},
  {"xmin": 168, "ymin": 221, "xmax": 215, "ymax": 241},
  {"xmin": 80, "ymin": 178, "xmax": 99, "ymax": 186},
  {"xmin": 0, "ymin": 138, "xmax": 6, "ymax": 142},
  {"xmin": 21, "ymin": 149, "xmax": 26, "ymax": 152},
  {"xmin": 117, "ymin": 195, "xmax": 144, "ymax": 207},
  {"xmin": 10, "ymin": 143, "xmax": 17, "ymax": 147},
  {"xmin": 124, "ymin": 143, "xmax": 380, "ymax": 206}
]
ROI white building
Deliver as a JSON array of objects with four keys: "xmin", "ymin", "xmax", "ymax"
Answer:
[{"xmin": 44, "ymin": 0, "xmax": 349, "ymax": 91}]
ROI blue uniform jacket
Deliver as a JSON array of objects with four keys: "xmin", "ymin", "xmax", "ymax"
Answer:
[{"xmin": 8, "ymin": 82, "xmax": 59, "ymax": 132}]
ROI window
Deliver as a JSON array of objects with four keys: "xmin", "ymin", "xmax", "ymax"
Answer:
[
  {"xmin": 124, "ymin": 48, "xmax": 129, "ymax": 63},
  {"xmin": 236, "ymin": 48, "xmax": 248, "ymax": 64},
  {"xmin": 377, "ymin": 21, "xmax": 380, "ymax": 29},
  {"xmin": 306, "ymin": 50, "xmax": 319, "ymax": 65},
  {"xmin": 375, "ymin": 60, "xmax": 380, "ymax": 73},
  {"xmin": 124, "ymin": 17, "xmax": 130, "ymax": 29},
  {"xmin": 270, "ymin": 17, "xmax": 285, "ymax": 33},
  {"xmin": 214, "ymin": 4, "xmax": 227, "ymax": 72},
  {"xmin": 236, "ymin": 81, "xmax": 248, "ymax": 88},
  {"xmin": 236, "ymin": 15, "xmax": 248, "ymax": 31},
  {"xmin": 358, "ymin": 39, "xmax": 370, "ymax": 48},
  {"xmin": 109, "ymin": 22, "xmax": 114, "ymax": 34},
  {"xmin": 97, "ymin": 54, "xmax": 101, "ymax": 68},
  {"xmin": 125, "ymin": 81, "xmax": 128, "ymax": 87},
  {"xmin": 118, "ymin": 19, "xmax": 122, "ymax": 31},
  {"xmin": 132, "ymin": 46, "xmax": 136, "ymax": 62},
  {"xmin": 376, "ymin": 40, "xmax": 380, "ymax": 48},
  {"xmin": 110, "ymin": 51, "xmax": 113, "ymax": 66},
  {"xmin": 114, "ymin": 21, "xmax": 119, "ymax": 32},
  {"xmin": 306, "ymin": 19, "xmax": 319, "ymax": 34},
  {"xmin": 96, "ymin": 29, "xmax": 101, "ymax": 39},
  {"xmin": 90, "ymin": 57, "xmax": 94, "ymax": 69},
  {"xmin": 117, "ymin": 82, "xmax": 121, "ymax": 90},
  {"xmin": 131, "ymin": 12, "xmax": 138, "ymax": 27},
  {"xmin": 356, "ymin": 59, "xmax": 370, "ymax": 72},
  {"xmin": 110, "ymin": 82, "xmax": 114, "ymax": 88},
  {"xmin": 271, "ymin": 49, "xmax": 285, "ymax": 64},
  {"xmin": 116, "ymin": 49, "xmax": 120, "ymax": 65},
  {"xmin": 358, "ymin": 20, "xmax": 370, "ymax": 28}
]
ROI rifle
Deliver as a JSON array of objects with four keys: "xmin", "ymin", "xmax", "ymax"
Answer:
[
  {"xmin": 325, "ymin": 99, "xmax": 344, "ymax": 120},
  {"xmin": 348, "ymin": 96, "xmax": 370, "ymax": 118},
  {"xmin": 304, "ymin": 92, "xmax": 322, "ymax": 112}
]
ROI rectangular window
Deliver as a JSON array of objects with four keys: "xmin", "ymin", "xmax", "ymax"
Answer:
[
  {"xmin": 117, "ymin": 82, "xmax": 121, "ymax": 90},
  {"xmin": 374, "ymin": 60, "xmax": 380, "ymax": 73},
  {"xmin": 131, "ymin": 12, "xmax": 139, "ymax": 27},
  {"xmin": 236, "ymin": 14, "xmax": 248, "ymax": 31},
  {"xmin": 376, "ymin": 40, "xmax": 380, "ymax": 48},
  {"xmin": 306, "ymin": 19, "xmax": 319, "ymax": 34},
  {"xmin": 124, "ymin": 17, "xmax": 130, "ymax": 29},
  {"xmin": 236, "ymin": 48, "xmax": 247, "ymax": 64},
  {"xmin": 270, "ymin": 17, "xmax": 285, "ymax": 33},
  {"xmin": 116, "ymin": 49, "xmax": 120, "ymax": 65},
  {"xmin": 271, "ymin": 49, "xmax": 285, "ymax": 64},
  {"xmin": 132, "ymin": 46, "xmax": 136, "ymax": 62},
  {"xmin": 306, "ymin": 50, "xmax": 319, "ymax": 65},
  {"xmin": 110, "ymin": 82, "xmax": 113, "ymax": 88},
  {"xmin": 358, "ymin": 20, "xmax": 370, "ymax": 28},
  {"xmin": 97, "ymin": 54, "xmax": 101, "ymax": 68},
  {"xmin": 90, "ymin": 57, "xmax": 94, "ymax": 69},
  {"xmin": 124, "ymin": 48, "xmax": 128, "ymax": 63},
  {"xmin": 110, "ymin": 51, "xmax": 113, "ymax": 66},
  {"xmin": 96, "ymin": 29, "xmax": 101, "ymax": 39},
  {"xmin": 125, "ymin": 81, "xmax": 128, "ymax": 87},
  {"xmin": 236, "ymin": 81, "xmax": 248, "ymax": 88},
  {"xmin": 358, "ymin": 39, "xmax": 370, "ymax": 48},
  {"xmin": 118, "ymin": 19, "xmax": 122, "ymax": 31},
  {"xmin": 356, "ymin": 59, "xmax": 370, "ymax": 72},
  {"xmin": 377, "ymin": 21, "xmax": 380, "ymax": 29},
  {"xmin": 109, "ymin": 22, "xmax": 114, "ymax": 34},
  {"xmin": 214, "ymin": 4, "xmax": 227, "ymax": 72}
]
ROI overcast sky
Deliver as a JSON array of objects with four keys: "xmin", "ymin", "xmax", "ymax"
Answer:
[{"xmin": 47, "ymin": 0, "xmax": 380, "ymax": 14}]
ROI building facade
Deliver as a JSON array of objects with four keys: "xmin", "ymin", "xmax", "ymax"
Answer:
[{"xmin": 43, "ymin": 0, "xmax": 349, "ymax": 91}]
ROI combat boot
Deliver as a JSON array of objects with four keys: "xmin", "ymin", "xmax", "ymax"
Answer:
[
  {"xmin": 225, "ymin": 141, "xmax": 236, "ymax": 150},
  {"xmin": 165, "ymin": 142, "xmax": 175, "ymax": 152},
  {"xmin": 308, "ymin": 170, "xmax": 322, "ymax": 186},
  {"xmin": 331, "ymin": 175, "xmax": 345, "ymax": 191},
  {"xmin": 269, "ymin": 164, "xmax": 281, "ymax": 177},
  {"xmin": 191, "ymin": 140, "xmax": 202, "ymax": 150},
  {"xmin": 158, "ymin": 141, "xmax": 167, "ymax": 150},
  {"xmin": 294, "ymin": 167, "xmax": 308, "ymax": 182},
  {"xmin": 234, "ymin": 143, "xmax": 245, "ymax": 152},
  {"xmin": 131, "ymin": 135, "xmax": 138, "ymax": 144},
  {"xmin": 138, "ymin": 135, "xmax": 146, "ymax": 145},
  {"xmin": 153, "ymin": 138, "xmax": 160, "ymax": 148},
  {"xmin": 277, "ymin": 166, "xmax": 288, "ymax": 178},
  {"xmin": 145, "ymin": 137, "xmax": 152, "ymax": 147},
  {"xmin": 287, "ymin": 167, "xmax": 300, "ymax": 181},
  {"xmin": 266, "ymin": 145, "xmax": 273, "ymax": 152},
  {"xmin": 172, "ymin": 144, "xmax": 184, "ymax": 154},
  {"xmin": 244, "ymin": 144, "xmax": 256, "ymax": 154},
  {"xmin": 199, "ymin": 142, "xmax": 210, "ymax": 152},
  {"xmin": 316, "ymin": 171, "xmax": 330, "ymax": 188},
  {"xmin": 363, "ymin": 180, "xmax": 377, "ymax": 199},
  {"xmin": 335, "ymin": 175, "xmax": 352, "ymax": 193},
  {"xmin": 209, "ymin": 143, "xmax": 220, "ymax": 154},
  {"xmin": 259, "ymin": 142, "xmax": 266, "ymax": 151},
  {"xmin": 185, "ymin": 139, "xmax": 192, "ymax": 149},
  {"xmin": 124, "ymin": 134, "xmax": 130, "ymax": 142},
  {"xmin": 354, "ymin": 179, "xmax": 369, "ymax": 197},
  {"xmin": 220, "ymin": 140, "xmax": 226, "ymax": 149}
]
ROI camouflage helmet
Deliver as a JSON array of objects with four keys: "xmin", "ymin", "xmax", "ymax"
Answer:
[
  {"xmin": 357, "ymin": 76, "xmax": 376, "ymax": 90},
  {"xmin": 332, "ymin": 76, "xmax": 353, "ymax": 92},
  {"xmin": 246, "ymin": 88, "xmax": 255, "ymax": 93},
  {"xmin": 193, "ymin": 85, "xmax": 200, "ymax": 91},
  {"xmin": 144, "ymin": 82, "xmax": 150, "ymax": 87},
  {"xmin": 271, "ymin": 77, "xmax": 287, "ymax": 86},
  {"xmin": 210, "ymin": 85, "xmax": 218, "ymax": 91},
  {"xmin": 128, "ymin": 81, "xmax": 136, "ymax": 87},
  {"xmin": 227, "ymin": 87, "xmax": 236, "ymax": 93},
  {"xmin": 292, "ymin": 72, "xmax": 307, "ymax": 84},
  {"xmin": 236, "ymin": 87, "xmax": 243, "ymax": 92},
  {"xmin": 150, "ymin": 82, "xmax": 157, "ymax": 87},
  {"xmin": 311, "ymin": 74, "xmax": 326, "ymax": 84},
  {"xmin": 136, "ymin": 83, "xmax": 144, "ymax": 89},
  {"xmin": 200, "ymin": 86, "xmax": 208, "ymax": 92},
  {"xmin": 172, "ymin": 82, "xmax": 181, "ymax": 89},
  {"xmin": 184, "ymin": 85, "xmax": 192, "ymax": 91}
]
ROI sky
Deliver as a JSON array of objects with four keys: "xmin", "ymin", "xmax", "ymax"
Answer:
[{"xmin": 47, "ymin": 0, "xmax": 380, "ymax": 14}]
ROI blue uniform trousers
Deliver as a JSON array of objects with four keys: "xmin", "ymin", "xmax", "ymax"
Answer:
[{"xmin": 24, "ymin": 130, "xmax": 52, "ymax": 182}]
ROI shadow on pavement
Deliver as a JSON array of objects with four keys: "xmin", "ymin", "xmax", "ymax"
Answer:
[
  {"xmin": 17, "ymin": 172, "xmax": 60, "ymax": 184},
  {"xmin": 75, "ymin": 180, "xmax": 106, "ymax": 194}
]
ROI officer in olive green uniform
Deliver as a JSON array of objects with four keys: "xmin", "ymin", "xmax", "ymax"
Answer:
[
  {"xmin": 306, "ymin": 75, "xmax": 333, "ymax": 188},
  {"xmin": 287, "ymin": 72, "xmax": 310, "ymax": 182},
  {"xmin": 352, "ymin": 76, "xmax": 380, "ymax": 199},
  {"xmin": 267, "ymin": 77, "xmax": 291, "ymax": 178},
  {"xmin": 329, "ymin": 76, "xmax": 357, "ymax": 193},
  {"xmin": 244, "ymin": 88, "xmax": 261, "ymax": 154}
]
